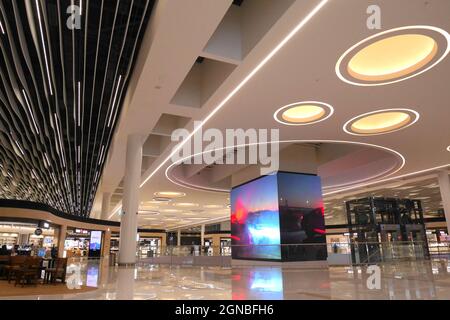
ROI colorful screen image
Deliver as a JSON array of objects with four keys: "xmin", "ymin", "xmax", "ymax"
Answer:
[
  {"xmin": 231, "ymin": 174, "xmax": 281, "ymax": 260},
  {"xmin": 278, "ymin": 172, "xmax": 327, "ymax": 261},
  {"xmin": 89, "ymin": 231, "xmax": 102, "ymax": 251}
]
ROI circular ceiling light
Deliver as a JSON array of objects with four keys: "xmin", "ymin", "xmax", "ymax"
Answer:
[
  {"xmin": 447, "ymin": 146, "xmax": 450, "ymax": 152},
  {"xmin": 344, "ymin": 109, "xmax": 419, "ymax": 136},
  {"xmin": 154, "ymin": 191, "xmax": 186, "ymax": 198},
  {"xmin": 274, "ymin": 101, "xmax": 334, "ymax": 126},
  {"xmin": 336, "ymin": 26, "xmax": 450, "ymax": 86},
  {"xmin": 173, "ymin": 203, "xmax": 199, "ymax": 208}
]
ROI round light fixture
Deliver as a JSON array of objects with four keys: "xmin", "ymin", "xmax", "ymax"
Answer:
[
  {"xmin": 447, "ymin": 145, "xmax": 450, "ymax": 152},
  {"xmin": 344, "ymin": 109, "xmax": 419, "ymax": 136},
  {"xmin": 203, "ymin": 205, "xmax": 223, "ymax": 209},
  {"xmin": 274, "ymin": 101, "xmax": 334, "ymax": 126},
  {"xmin": 154, "ymin": 191, "xmax": 186, "ymax": 198},
  {"xmin": 336, "ymin": 26, "xmax": 450, "ymax": 86},
  {"xmin": 173, "ymin": 203, "xmax": 199, "ymax": 208}
]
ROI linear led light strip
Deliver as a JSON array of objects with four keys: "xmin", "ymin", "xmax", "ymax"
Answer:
[
  {"xmin": 44, "ymin": 152, "xmax": 51, "ymax": 168},
  {"xmin": 35, "ymin": 0, "xmax": 53, "ymax": 96},
  {"xmin": 54, "ymin": 114, "xmax": 67, "ymax": 168},
  {"xmin": 98, "ymin": 145, "xmax": 105, "ymax": 165},
  {"xmin": 109, "ymin": 0, "xmax": 330, "ymax": 220},
  {"xmin": 107, "ymin": 75, "xmax": 122, "ymax": 127},
  {"xmin": 77, "ymin": 82, "xmax": 81, "ymax": 127},
  {"xmin": 22, "ymin": 90, "xmax": 40, "ymax": 135},
  {"xmin": 0, "ymin": 17, "xmax": 5, "ymax": 34},
  {"xmin": 139, "ymin": 0, "xmax": 329, "ymax": 189},
  {"xmin": 15, "ymin": 140, "xmax": 25, "ymax": 156}
]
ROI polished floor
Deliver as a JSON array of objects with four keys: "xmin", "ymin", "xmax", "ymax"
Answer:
[{"xmin": 1, "ymin": 258, "xmax": 450, "ymax": 300}]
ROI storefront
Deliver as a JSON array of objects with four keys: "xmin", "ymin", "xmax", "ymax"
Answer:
[
  {"xmin": 0, "ymin": 221, "xmax": 58, "ymax": 256},
  {"xmin": 64, "ymin": 228, "xmax": 104, "ymax": 258}
]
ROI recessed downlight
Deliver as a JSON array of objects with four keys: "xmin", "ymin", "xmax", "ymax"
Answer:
[
  {"xmin": 154, "ymin": 191, "xmax": 186, "ymax": 198},
  {"xmin": 336, "ymin": 26, "xmax": 450, "ymax": 86},
  {"xmin": 274, "ymin": 101, "xmax": 334, "ymax": 126},
  {"xmin": 344, "ymin": 109, "xmax": 419, "ymax": 136},
  {"xmin": 447, "ymin": 145, "xmax": 450, "ymax": 152}
]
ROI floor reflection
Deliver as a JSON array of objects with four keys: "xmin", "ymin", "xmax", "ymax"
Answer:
[
  {"xmin": 232, "ymin": 259, "xmax": 450, "ymax": 300},
  {"xmin": 1, "ymin": 258, "xmax": 450, "ymax": 300}
]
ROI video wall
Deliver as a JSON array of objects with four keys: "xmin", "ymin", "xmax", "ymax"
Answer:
[
  {"xmin": 231, "ymin": 172, "xmax": 327, "ymax": 261},
  {"xmin": 231, "ymin": 174, "xmax": 281, "ymax": 260}
]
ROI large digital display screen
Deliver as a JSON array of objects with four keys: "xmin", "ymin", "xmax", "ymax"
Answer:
[
  {"xmin": 231, "ymin": 174, "xmax": 281, "ymax": 260},
  {"xmin": 278, "ymin": 172, "xmax": 327, "ymax": 261},
  {"xmin": 231, "ymin": 172, "xmax": 327, "ymax": 261},
  {"xmin": 89, "ymin": 231, "xmax": 102, "ymax": 251}
]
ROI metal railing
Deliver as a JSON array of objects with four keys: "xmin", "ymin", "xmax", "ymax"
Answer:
[{"xmin": 133, "ymin": 240, "xmax": 450, "ymax": 266}]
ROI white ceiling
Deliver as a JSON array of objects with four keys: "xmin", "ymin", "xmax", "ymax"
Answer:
[{"xmin": 93, "ymin": 0, "xmax": 450, "ymax": 230}]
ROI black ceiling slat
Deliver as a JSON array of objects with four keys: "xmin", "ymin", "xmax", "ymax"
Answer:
[{"xmin": 0, "ymin": 0, "xmax": 154, "ymax": 217}]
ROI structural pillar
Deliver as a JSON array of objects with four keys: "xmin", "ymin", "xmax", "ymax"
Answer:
[
  {"xmin": 201, "ymin": 224, "xmax": 205, "ymax": 247},
  {"xmin": 438, "ymin": 171, "xmax": 450, "ymax": 232},
  {"xmin": 177, "ymin": 229, "xmax": 181, "ymax": 246},
  {"xmin": 119, "ymin": 134, "xmax": 143, "ymax": 265},
  {"xmin": 57, "ymin": 225, "xmax": 67, "ymax": 258},
  {"xmin": 101, "ymin": 192, "xmax": 112, "ymax": 220}
]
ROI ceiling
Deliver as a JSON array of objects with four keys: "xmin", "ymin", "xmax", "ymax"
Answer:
[
  {"xmin": 93, "ymin": 0, "xmax": 450, "ymax": 230},
  {"xmin": 0, "ymin": 0, "xmax": 153, "ymax": 217},
  {"xmin": 323, "ymin": 176, "xmax": 446, "ymax": 226}
]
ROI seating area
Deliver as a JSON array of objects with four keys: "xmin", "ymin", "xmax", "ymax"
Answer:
[{"xmin": 0, "ymin": 256, "xmax": 67, "ymax": 287}]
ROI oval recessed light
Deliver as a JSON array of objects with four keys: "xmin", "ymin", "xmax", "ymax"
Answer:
[
  {"xmin": 344, "ymin": 109, "xmax": 419, "ymax": 136},
  {"xmin": 154, "ymin": 191, "xmax": 186, "ymax": 198},
  {"xmin": 274, "ymin": 101, "xmax": 334, "ymax": 126},
  {"xmin": 336, "ymin": 26, "xmax": 450, "ymax": 86},
  {"xmin": 203, "ymin": 205, "xmax": 223, "ymax": 209},
  {"xmin": 173, "ymin": 202, "xmax": 199, "ymax": 208},
  {"xmin": 152, "ymin": 197, "xmax": 172, "ymax": 203},
  {"xmin": 447, "ymin": 145, "xmax": 450, "ymax": 152}
]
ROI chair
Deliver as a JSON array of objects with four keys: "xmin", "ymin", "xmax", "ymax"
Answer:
[
  {"xmin": 0, "ymin": 256, "xmax": 10, "ymax": 279},
  {"xmin": 14, "ymin": 257, "xmax": 43, "ymax": 287},
  {"xmin": 44, "ymin": 258, "xmax": 68, "ymax": 284},
  {"xmin": 5, "ymin": 255, "xmax": 27, "ymax": 283}
]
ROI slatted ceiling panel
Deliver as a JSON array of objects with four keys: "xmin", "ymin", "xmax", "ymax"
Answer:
[{"xmin": 0, "ymin": 0, "xmax": 153, "ymax": 217}]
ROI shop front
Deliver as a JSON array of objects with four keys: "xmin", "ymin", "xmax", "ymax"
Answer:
[
  {"xmin": 0, "ymin": 220, "xmax": 58, "ymax": 257},
  {"xmin": 64, "ymin": 228, "xmax": 104, "ymax": 258}
]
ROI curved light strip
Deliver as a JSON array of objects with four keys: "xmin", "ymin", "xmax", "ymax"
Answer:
[
  {"xmin": 165, "ymin": 139, "xmax": 406, "ymax": 193},
  {"xmin": 336, "ymin": 26, "xmax": 450, "ymax": 86},
  {"xmin": 139, "ymin": 0, "xmax": 330, "ymax": 189},
  {"xmin": 273, "ymin": 101, "xmax": 334, "ymax": 126},
  {"xmin": 323, "ymin": 164, "xmax": 450, "ymax": 196},
  {"xmin": 343, "ymin": 108, "xmax": 420, "ymax": 136}
]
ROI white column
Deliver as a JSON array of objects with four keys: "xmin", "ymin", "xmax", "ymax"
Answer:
[
  {"xmin": 101, "ymin": 192, "xmax": 112, "ymax": 220},
  {"xmin": 438, "ymin": 171, "xmax": 450, "ymax": 231},
  {"xmin": 201, "ymin": 224, "xmax": 205, "ymax": 246},
  {"xmin": 177, "ymin": 229, "xmax": 181, "ymax": 246},
  {"xmin": 119, "ymin": 135, "xmax": 143, "ymax": 265}
]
